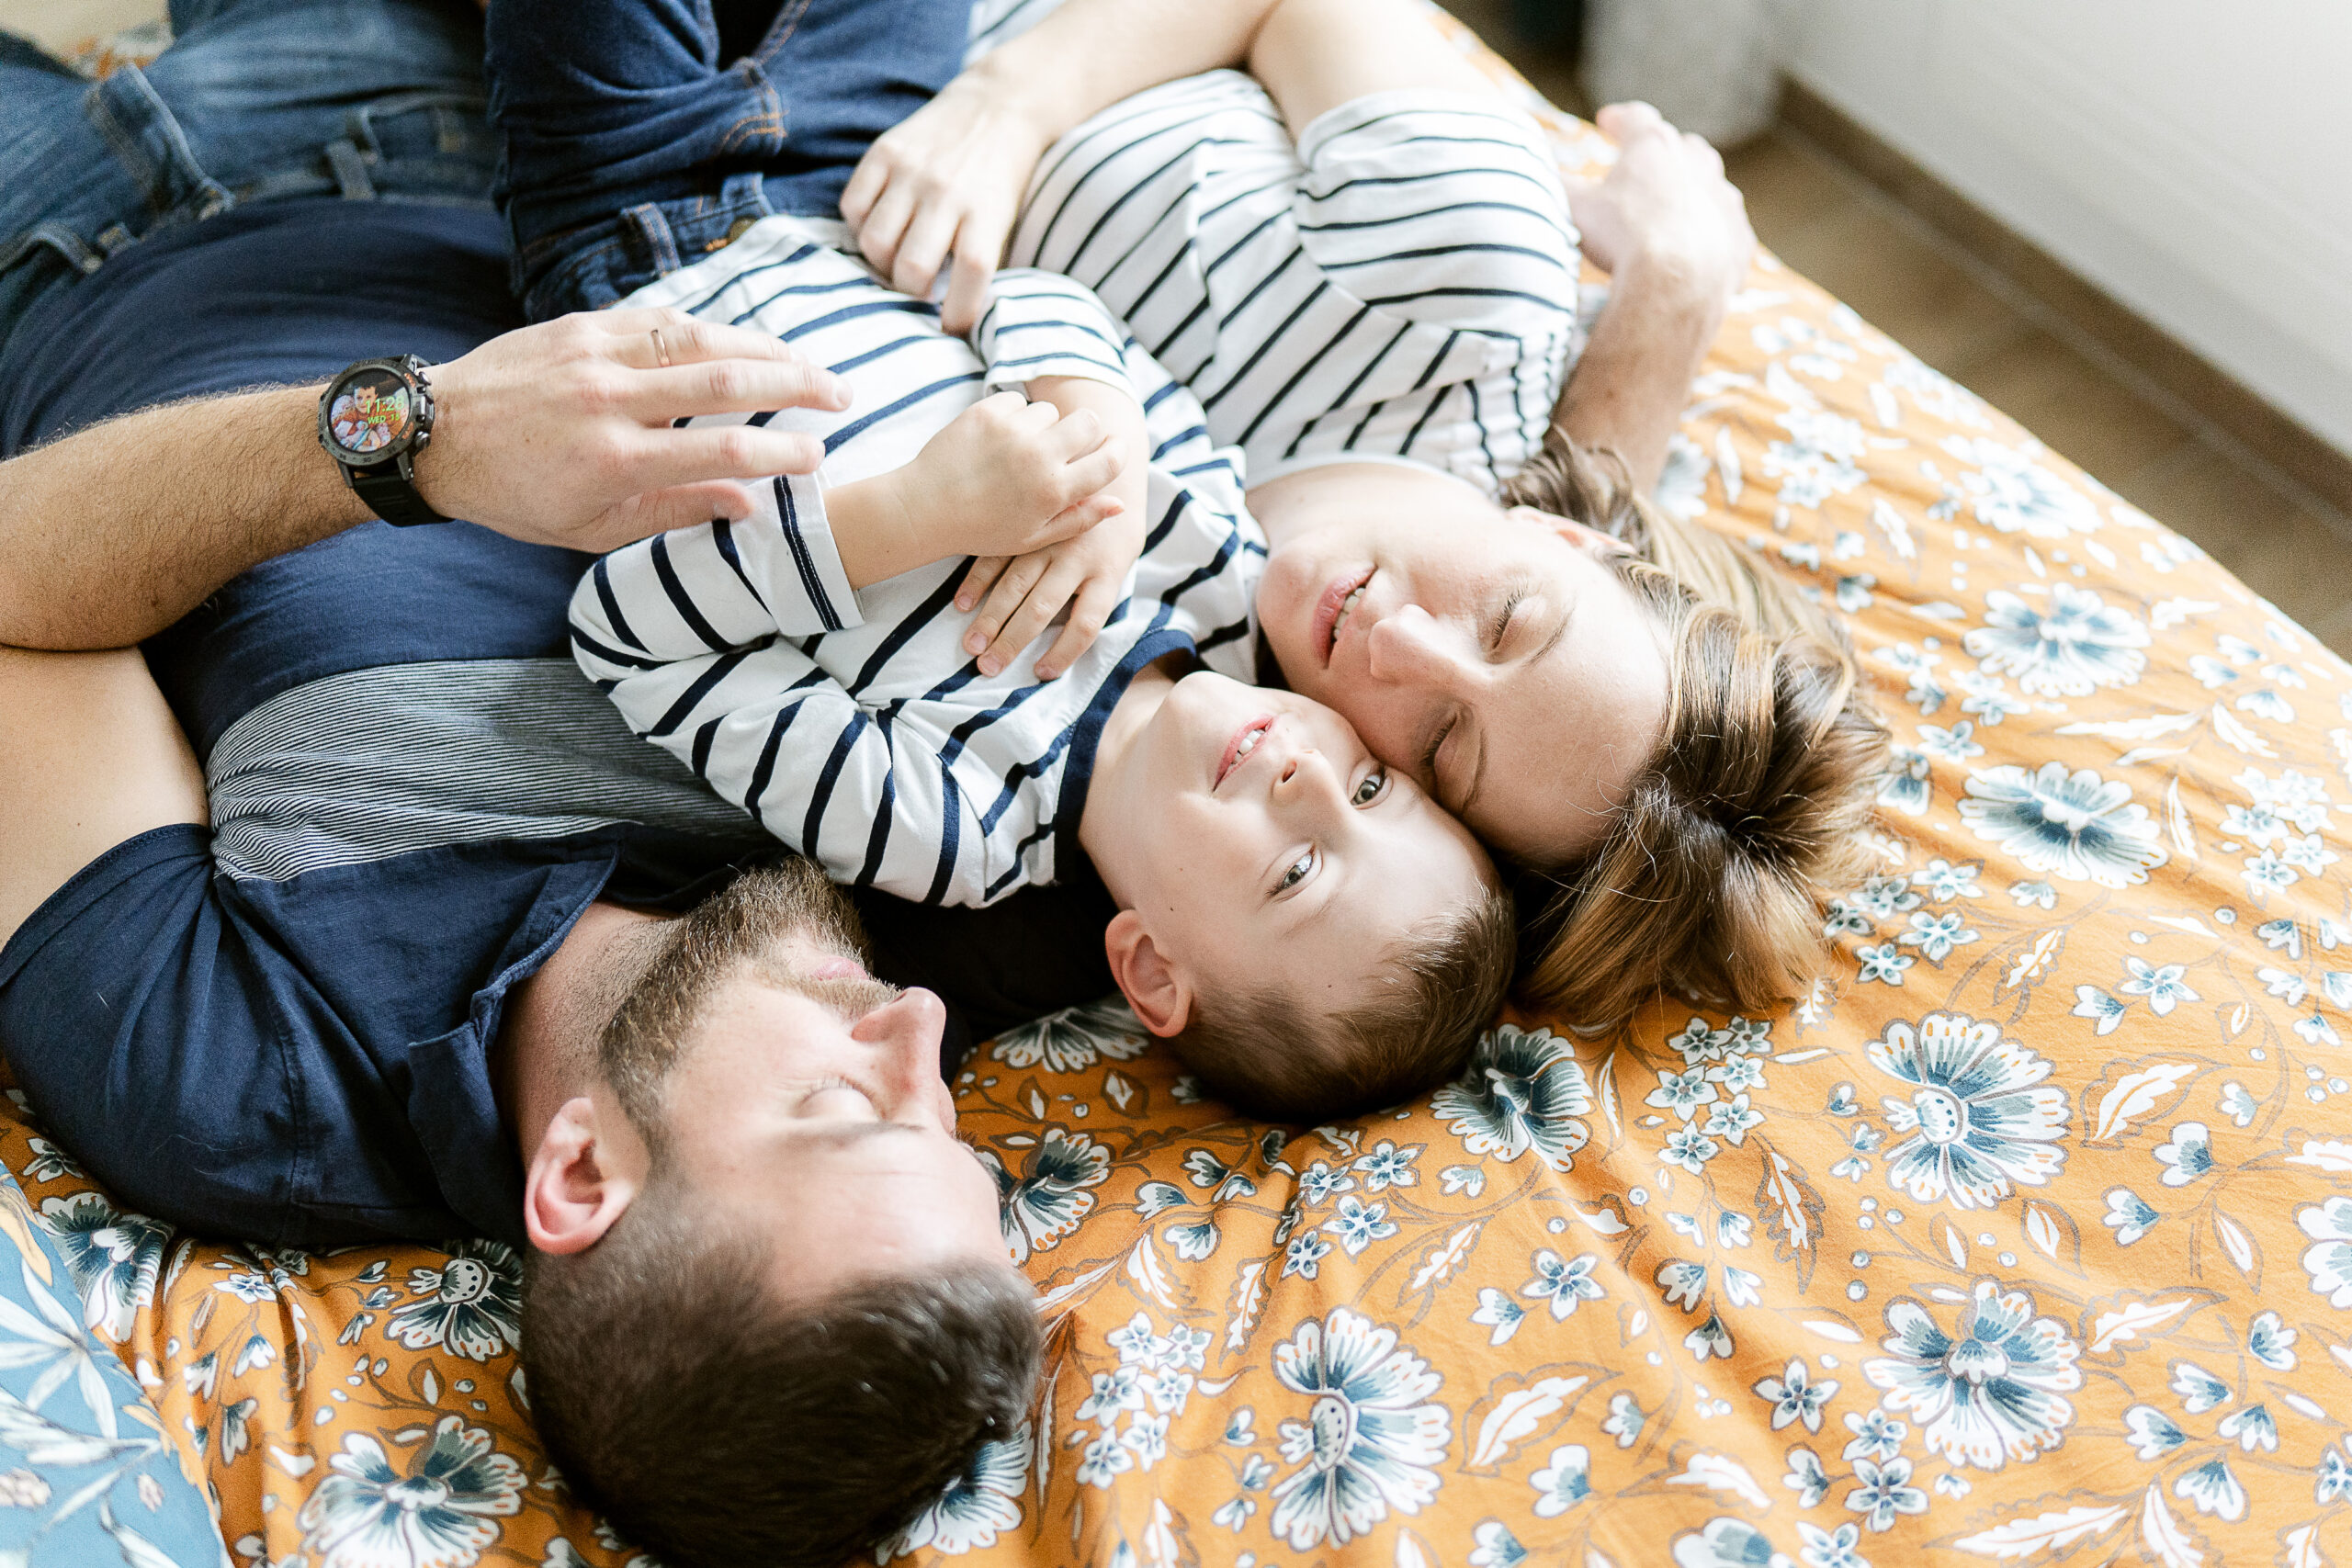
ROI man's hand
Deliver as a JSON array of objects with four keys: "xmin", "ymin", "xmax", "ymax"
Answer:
[
  {"xmin": 827, "ymin": 392, "xmax": 1127, "ymax": 600},
  {"xmin": 418, "ymin": 306, "xmax": 852, "ymax": 555},
  {"xmin": 1565, "ymin": 102, "xmax": 1755, "ymax": 300},
  {"xmin": 841, "ymin": 75, "xmax": 1057, "ymax": 336}
]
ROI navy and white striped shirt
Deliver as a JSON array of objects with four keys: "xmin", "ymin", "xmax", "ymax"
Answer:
[
  {"xmin": 571, "ymin": 216, "xmax": 1261, "ymax": 908},
  {"xmin": 999, "ymin": 63, "xmax": 1582, "ymax": 497}
]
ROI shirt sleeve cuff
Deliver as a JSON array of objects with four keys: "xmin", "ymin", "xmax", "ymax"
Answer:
[{"xmin": 778, "ymin": 473, "xmax": 865, "ymax": 633}]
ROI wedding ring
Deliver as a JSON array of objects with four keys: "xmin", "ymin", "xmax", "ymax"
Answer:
[{"xmin": 650, "ymin": 327, "xmax": 673, "ymax": 368}]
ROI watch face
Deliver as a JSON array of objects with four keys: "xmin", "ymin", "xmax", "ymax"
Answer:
[{"xmin": 326, "ymin": 367, "xmax": 414, "ymax": 459}]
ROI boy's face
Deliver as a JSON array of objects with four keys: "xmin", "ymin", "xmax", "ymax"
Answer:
[{"xmin": 1090, "ymin": 671, "xmax": 1493, "ymax": 1021}]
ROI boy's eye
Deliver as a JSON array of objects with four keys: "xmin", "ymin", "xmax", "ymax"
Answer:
[
  {"xmin": 1276, "ymin": 849, "xmax": 1317, "ymax": 893},
  {"xmin": 1351, "ymin": 768, "xmax": 1387, "ymax": 807}
]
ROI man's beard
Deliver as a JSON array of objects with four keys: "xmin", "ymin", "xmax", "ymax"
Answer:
[{"xmin": 597, "ymin": 859, "xmax": 893, "ymax": 1150}]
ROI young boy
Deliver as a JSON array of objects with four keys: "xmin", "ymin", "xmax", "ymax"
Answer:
[{"xmin": 564, "ymin": 218, "xmax": 1510, "ymax": 1121}]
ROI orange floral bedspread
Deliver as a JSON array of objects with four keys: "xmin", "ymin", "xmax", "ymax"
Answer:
[{"xmin": 14, "ymin": 17, "xmax": 2352, "ymax": 1568}]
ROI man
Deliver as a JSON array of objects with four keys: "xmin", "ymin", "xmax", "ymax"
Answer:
[{"xmin": 0, "ymin": 0, "xmax": 1754, "ymax": 1561}]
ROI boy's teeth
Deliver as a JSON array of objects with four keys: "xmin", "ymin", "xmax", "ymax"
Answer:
[{"xmin": 1331, "ymin": 584, "xmax": 1365, "ymax": 643}]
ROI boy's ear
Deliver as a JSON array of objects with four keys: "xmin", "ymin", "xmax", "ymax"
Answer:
[
  {"xmin": 523, "ymin": 1095, "xmax": 641, "ymax": 1257},
  {"xmin": 1104, "ymin": 909, "xmax": 1193, "ymax": 1037}
]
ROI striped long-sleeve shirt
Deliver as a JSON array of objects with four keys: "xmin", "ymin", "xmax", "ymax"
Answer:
[
  {"xmin": 570, "ymin": 216, "xmax": 1261, "ymax": 907},
  {"xmin": 995, "ymin": 54, "xmax": 1583, "ymax": 498}
]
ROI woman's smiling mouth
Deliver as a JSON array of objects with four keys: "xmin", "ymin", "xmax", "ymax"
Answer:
[{"xmin": 1312, "ymin": 567, "xmax": 1375, "ymax": 667}]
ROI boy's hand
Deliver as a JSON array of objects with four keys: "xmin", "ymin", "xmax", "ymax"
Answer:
[
  {"xmin": 830, "ymin": 391, "xmax": 1125, "ymax": 591},
  {"xmin": 956, "ymin": 374, "xmax": 1150, "ymax": 678}
]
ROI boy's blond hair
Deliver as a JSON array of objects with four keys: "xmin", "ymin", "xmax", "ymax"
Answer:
[{"xmin": 1170, "ymin": 885, "xmax": 1517, "ymax": 1122}]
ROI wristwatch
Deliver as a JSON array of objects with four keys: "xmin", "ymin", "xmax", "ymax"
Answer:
[{"xmin": 317, "ymin": 355, "xmax": 448, "ymax": 526}]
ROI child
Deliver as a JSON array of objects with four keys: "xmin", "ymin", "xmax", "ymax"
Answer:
[{"xmin": 567, "ymin": 219, "xmax": 1511, "ymax": 1120}]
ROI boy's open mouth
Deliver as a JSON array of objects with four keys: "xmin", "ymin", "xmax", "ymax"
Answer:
[
  {"xmin": 1313, "ymin": 568, "xmax": 1376, "ymax": 667},
  {"xmin": 1216, "ymin": 714, "xmax": 1277, "ymax": 789}
]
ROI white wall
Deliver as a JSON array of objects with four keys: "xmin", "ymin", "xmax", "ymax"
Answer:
[{"xmin": 1786, "ymin": 0, "xmax": 2352, "ymax": 459}]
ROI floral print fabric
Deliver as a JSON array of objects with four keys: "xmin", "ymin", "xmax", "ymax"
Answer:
[{"xmin": 8, "ymin": 16, "xmax": 2352, "ymax": 1566}]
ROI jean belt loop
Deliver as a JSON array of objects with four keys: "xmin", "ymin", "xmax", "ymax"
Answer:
[
  {"xmin": 0, "ymin": 223, "xmax": 106, "ymax": 279},
  {"xmin": 86, "ymin": 64, "xmax": 232, "ymax": 223},
  {"xmin": 622, "ymin": 203, "xmax": 684, "ymax": 279},
  {"xmin": 324, "ymin": 140, "xmax": 378, "ymax": 200},
  {"xmin": 718, "ymin": 170, "xmax": 774, "ymax": 220}
]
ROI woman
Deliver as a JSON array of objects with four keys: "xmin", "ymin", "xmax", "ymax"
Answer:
[{"xmin": 844, "ymin": 0, "xmax": 1891, "ymax": 1028}]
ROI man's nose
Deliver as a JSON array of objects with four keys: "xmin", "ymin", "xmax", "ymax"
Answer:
[
  {"xmin": 1364, "ymin": 604, "xmax": 1465, "ymax": 691},
  {"xmin": 853, "ymin": 987, "xmax": 951, "ymax": 1110}
]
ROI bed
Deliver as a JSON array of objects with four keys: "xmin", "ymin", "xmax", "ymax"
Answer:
[{"xmin": 8, "ymin": 13, "xmax": 2351, "ymax": 1567}]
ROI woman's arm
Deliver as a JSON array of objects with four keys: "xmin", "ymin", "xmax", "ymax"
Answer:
[{"xmin": 1552, "ymin": 103, "xmax": 1758, "ymax": 493}]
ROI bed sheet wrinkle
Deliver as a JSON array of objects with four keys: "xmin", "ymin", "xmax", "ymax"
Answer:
[{"xmin": 8, "ymin": 9, "xmax": 2352, "ymax": 1567}]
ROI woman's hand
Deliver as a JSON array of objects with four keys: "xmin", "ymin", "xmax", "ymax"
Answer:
[
  {"xmin": 1563, "ymin": 101, "xmax": 1755, "ymax": 302},
  {"xmin": 841, "ymin": 73, "xmax": 1057, "ymax": 336}
]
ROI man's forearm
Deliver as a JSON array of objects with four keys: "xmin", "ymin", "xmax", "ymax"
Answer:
[
  {"xmin": 1552, "ymin": 251, "xmax": 1727, "ymax": 498},
  {"xmin": 0, "ymin": 385, "xmax": 368, "ymax": 650}
]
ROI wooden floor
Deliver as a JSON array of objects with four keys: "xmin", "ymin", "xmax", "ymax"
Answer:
[{"xmin": 9, "ymin": 0, "xmax": 2350, "ymax": 655}]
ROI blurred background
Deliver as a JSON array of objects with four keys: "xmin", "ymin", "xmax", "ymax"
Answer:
[{"xmin": 6, "ymin": 0, "xmax": 2350, "ymax": 652}]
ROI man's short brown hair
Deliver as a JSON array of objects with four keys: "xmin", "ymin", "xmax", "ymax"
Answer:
[
  {"xmin": 1170, "ymin": 883, "xmax": 1516, "ymax": 1122},
  {"xmin": 518, "ymin": 862, "xmax": 1040, "ymax": 1566}
]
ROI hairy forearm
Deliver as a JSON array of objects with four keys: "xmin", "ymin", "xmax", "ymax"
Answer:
[
  {"xmin": 965, "ymin": 0, "xmax": 1282, "ymax": 142},
  {"xmin": 0, "ymin": 385, "xmax": 368, "ymax": 650},
  {"xmin": 1553, "ymin": 251, "xmax": 1727, "ymax": 495}
]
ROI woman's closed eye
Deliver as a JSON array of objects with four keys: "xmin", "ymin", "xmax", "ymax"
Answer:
[{"xmin": 1486, "ymin": 589, "xmax": 1526, "ymax": 652}]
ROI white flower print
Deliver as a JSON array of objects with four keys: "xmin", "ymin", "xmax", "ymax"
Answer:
[
  {"xmin": 1961, "ymin": 762, "xmax": 2168, "ymax": 886},
  {"xmin": 2217, "ymin": 1404, "xmax": 2276, "ymax": 1453},
  {"xmin": 2123, "ymin": 1404, "xmax": 2188, "ymax": 1460},
  {"xmin": 1878, "ymin": 748, "xmax": 1932, "ymax": 817},
  {"xmin": 1600, "ymin": 1392, "xmax": 1646, "ymax": 1448},
  {"xmin": 1869, "ymin": 1013, "xmax": 2068, "ymax": 1209},
  {"xmin": 1075, "ymin": 1432, "xmax": 1133, "ymax": 1488},
  {"xmin": 1662, "ymin": 1126, "xmax": 1722, "ymax": 1173},
  {"xmin": 2235, "ymin": 767, "xmax": 2332, "ymax": 832},
  {"xmin": 1898, "ymin": 911, "xmax": 1978, "ymax": 962},
  {"xmin": 988, "ymin": 1129, "xmax": 1110, "ymax": 1263},
  {"xmin": 1845, "ymin": 1455, "xmax": 1928, "ymax": 1531},
  {"xmin": 1785, "ymin": 1446, "xmax": 1830, "ymax": 1507},
  {"xmin": 1674, "ymin": 1517, "xmax": 1787, "ymax": 1567},
  {"xmin": 876, "ymin": 1427, "xmax": 1029, "ymax": 1560},
  {"xmin": 989, "ymin": 998, "xmax": 1150, "ymax": 1073},
  {"xmin": 1521, "ymin": 1250, "xmax": 1605, "ymax": 1319},
  {"xmin": 1320, "ymin": 1197, "xmax": 1396, "ymax": 1258},
  {"xmin": 1939, "ymin": 435, "xmax": 2101, "ymax": 537},
  {"xmin": 1529, "ymin": 1443, "xmax": 1591, "ymax": 1516},
  {"xmin": 2173, "ymin": 1458, "xmax": 2246, "ymax": 1521},
  {"xmin": 1916, "ymin": 859, "xmax": 1984, "ymax": 900},
  {"xmin": 1765, "ymin": 408, "xmax": 1870, "ymax": 509},
  {"xmin": 1430, "ymin": 1025, "xmax": 1592, "ymax": 1171},
  {"xmin": 2152, "ymin": 1123, "xmax": 2214, "ymax": 1187},
  {"xmin": 2008, "ymin": 880, "xmax": 2057, "ymax": 909},
  {"xmin": 1266, "ymin": 1309, "xmax": 1449, "ymax": 1550},
  {"xmin": 1842, "ymin": 1409, "xmax": 1905, "ymax": 1462},
  {"xmin": 2297, "ymin": 1196, "xmax": 2352, "ymax": 1306},
  {"xmin": 1350, "ymin": 1142, "xmax": 1420, "ymax": 1191},
  {"xmin": 2172, "ymin": 1361, "xmax": 2231, "ymax": 1415},
  {"xmin": 1864, "ymin": 1280, "xmax": 2081, "ymax": 1469},
  {"xmin": 1755, "ymin": 1359, "xmax": 1838, "ymax": 1433},
  {"xmin": 1470, "ymin": 1288, "xmax": 1524, "ymax": 1347},
  {"xmin": 1647, "ymin": 1068, "xmax": 1719, "ymax": 1122},
  {"xmin": 1855, "ymin": 944, "xmax": 1913, "ymax": 986},
  {"xmin": 38, "ymin": 1193, "xmax": 168, "ymax": 1343},
  {"xmin": 296, "ymin": 1416, "xmax": 523, "ymax": 1568},
  {"xmin": 2117, "ymin": 958, "xmax": 2198, "ymax": 1015},
  {"xmin": 2103, "ymin": 1188, "xmax": 2159, "ymax": 1245},
  {"xmin": 1965, "ymin": 585, "xmax": 2147, "ymax": 695},
  {"xmin": 384, "ymin": 1242, "xmax": 522, "ymax": 1361},
  {"xmin": 1468, "ymin": 1519, "xmax": 1529, "ymax": 1567},
  {"xmin": 1799, "ymin": 1520, "xmax": 1870, "ymax": 1568},
  {"xmin": 2248, "ymin": 1311, "xmax": 2297, "ymax": 1371},
  {"xmin": 2070, "ymin": 987, "xmax": 2127, "ymax": 1036}
]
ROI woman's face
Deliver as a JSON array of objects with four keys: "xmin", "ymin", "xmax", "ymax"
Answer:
[{"xmin": 1255, "ymin": 470, "xmax": 1672, "ymax": 867}]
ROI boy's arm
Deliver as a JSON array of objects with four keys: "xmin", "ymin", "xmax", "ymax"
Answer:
[
  {"xmin": 957, "ymin": 270, "xmax": 1155, "ymax": 678},
  {"xmin": 569, "ymin": 629, "xmax": 1022, "ymax": 908}
]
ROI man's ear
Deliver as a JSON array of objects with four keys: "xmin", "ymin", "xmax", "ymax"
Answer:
[
  {"xmin": 523, "ymin": 1095, "xmax": 639, "ymax": 1256},
  {"xmin": 1507, "ymin": 503, "xmax": 1627, "ymax": 558},
  {"xmin": 1104, "ymin": 909, "xmax": 1193, "ymax": 1038}
]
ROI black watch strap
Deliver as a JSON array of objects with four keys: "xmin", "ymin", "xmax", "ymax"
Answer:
[{"xmin": 348, "ymin": 455, "xmax": 448, "ymax": 528}]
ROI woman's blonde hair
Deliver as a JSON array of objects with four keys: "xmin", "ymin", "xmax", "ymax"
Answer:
[{"xmin": 1500, "ymin": 428, "xmax": 1891, "ymax": 1028}]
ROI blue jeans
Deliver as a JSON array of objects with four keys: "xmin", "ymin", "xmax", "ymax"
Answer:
[
  {"xmin": 486, "ymin": 0, "xmax": 973, "ymax": 322},
  {"xmin": 0, "ymin": 0, "xmax": 496, "ymax": 360}
]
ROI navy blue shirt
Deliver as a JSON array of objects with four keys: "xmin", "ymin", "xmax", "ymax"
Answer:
[{"xmin": 0, "ymin": 197, "xmax": 1112, "ymax": 1250}]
